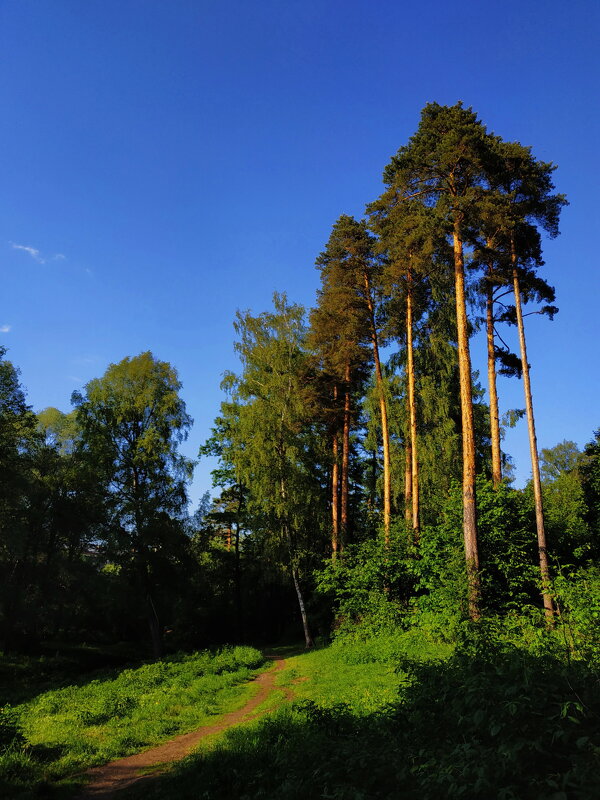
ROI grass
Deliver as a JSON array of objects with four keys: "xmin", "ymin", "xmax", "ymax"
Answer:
[
  {"xmin": 0, "ymin": 645, "xmax": 265, "ymax": 799},
  {"xmin": 0, "ymin": 642, "xmax": 144, "ymax": 706},
  {"xmin": 5, "ymin": 622, "xmax": 600, "ymax": 799},
  {"xmin": 120, "ymin": 624, "xmax": 600, "ymax": 800}
]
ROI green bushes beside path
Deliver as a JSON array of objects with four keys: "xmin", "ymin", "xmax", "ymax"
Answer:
[{"xmin": 0, "ymin": 645, "xmax": 264, "ymax": 799}]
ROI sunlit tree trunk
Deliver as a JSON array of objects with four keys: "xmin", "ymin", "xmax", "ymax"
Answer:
[
  {"xmin": 486, "ymin": 266, "xmax": 502, "ymax": 487},
  {"xmin": 453, "ymin": 219, "xmax": 480, "ymax": 619},
  {"xmin": 363, "ymin": 273, "xmax": 391, "ymax": 544},
  {"xmin": 332, "ymin": 431, "xmax": 340, "ymax": 558},
  {"xmin": 331, "ymin": 384, "xmax": 340, "ymax": 558},
  {"xmin": 406, "ymin": 271, "xmax": 420, "ymax": 541},
  {"xmin": 340, "ymin": 363, "xmax": 351, "ymax": 547},
  {"xmin": 404, "ymin": 439, "xmax": 412, "ymax": 524},
  {"xmin": 511, "ymin": 237, "xmax": 554, "ymax": 622}
]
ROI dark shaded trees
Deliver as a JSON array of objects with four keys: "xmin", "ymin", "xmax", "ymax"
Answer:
[{"xmin": 72, "ymin": 352, "xmax": 194, "ymax": 657}]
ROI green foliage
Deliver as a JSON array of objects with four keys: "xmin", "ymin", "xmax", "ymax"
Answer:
[
  {"xmin": 309, "ymin": 214, "xmax": 375, "ymax": 381},
  {"xmin": 0, "ymin": 706, "xmax": 24, "ymax": 752},
  {"xmin": 315, "ymin": 535, "xmax": 411, "ymax": 636},
  {"xmin": 540, "ymin": 440, "xmax": 581, "ymax": 482},
  {"xmin": 580, "ymin": 429, "xmax": 600, "ymax": 543},
  {"xmin": 72, "ymin": 351, "xmax": 195, "ymax": 656},
  {"xmin": 72, "ymin": 351, "xmax": 193, "ymax": 520},
  {"xmin": 416, "ymin": 478, "xmax": 539, "ymax": 616},
  {"xmin": 554, "ymin": 566, "xmax": 600, "ymax": 662}
]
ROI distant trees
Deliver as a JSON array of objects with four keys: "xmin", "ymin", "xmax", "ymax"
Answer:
[{"xmin": 71, "ymin": 352, "xmax": 193, "ymax": 657}]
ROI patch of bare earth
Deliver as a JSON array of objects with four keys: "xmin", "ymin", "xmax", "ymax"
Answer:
[{"xmin": 75, "ymin": 657, "xmax": 292, "ymax": 799}]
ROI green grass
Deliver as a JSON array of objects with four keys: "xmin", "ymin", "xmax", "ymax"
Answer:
[
  {"xmin": 6, "ymin": 622, "xmax": 600, "ymax": 800},
  {"xmin": 0, "ymin": 643, "xmax": 144, "ymax": 706},
  {"xmin": 120, "ymin": 625, "xmax": 600, "ymax": 800},
  {"xmin": 0, "ymin": 645, "xmax": 265, "ymax": 799}
]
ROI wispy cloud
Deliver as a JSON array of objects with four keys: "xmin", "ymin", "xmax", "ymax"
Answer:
[
  {"xmin": 0, "ymin": 325, "xmax": 11, "ymax": 333},
  {"xmin": 9, "ymin": 243, "xmax": 67, "ymax": 264},
  {"xmin": 10, "ymin": 242, "xmax": 45, "ymax": 263},
  {"xmin": 68, "ymin": 375, "xmax": 83, "ymax": 384}
]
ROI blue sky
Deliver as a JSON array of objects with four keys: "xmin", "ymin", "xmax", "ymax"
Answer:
[{"xmin": 1, "ymin": 0, "xmax": 598, "ymax": 509}]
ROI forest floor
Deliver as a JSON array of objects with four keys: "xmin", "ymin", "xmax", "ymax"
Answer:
[
  {"xmin": 5, "ymin": 628, "xmax": 600, "ymax": 799},
  {"xmin": 0, "ymin": 645, "xmax": 269, "ymax": 799},
  {"xmin": 75, "ymin": 655, "xmax": 292, "ymax": 799}
]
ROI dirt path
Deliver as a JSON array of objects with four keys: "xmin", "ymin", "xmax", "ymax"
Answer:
[{"xmin": 75, "ymin": 657, "xmax": 292, "ymax": 799}]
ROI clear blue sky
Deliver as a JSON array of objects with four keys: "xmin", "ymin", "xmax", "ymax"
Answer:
[{"xmin": 1, "ymin": 0, "xmax": 598, "ymax": 508}]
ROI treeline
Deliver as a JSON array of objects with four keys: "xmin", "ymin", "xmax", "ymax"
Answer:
[
  {"xmin": 1, "ymin": 103, "xmax": 599, "ymax": 661},
  {"xmin": 202, "ymin": 102, "xmax": 599, "ymax": 644}
]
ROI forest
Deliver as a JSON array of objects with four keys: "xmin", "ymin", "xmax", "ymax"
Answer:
[{"xmin": 2, "ymin": 103, "xmax": 600, "ymax": 799}]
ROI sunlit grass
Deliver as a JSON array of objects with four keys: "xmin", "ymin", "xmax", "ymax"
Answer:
[{"xmin": 0, "ymin": 645, "xmax": 265, "ymax": 798}]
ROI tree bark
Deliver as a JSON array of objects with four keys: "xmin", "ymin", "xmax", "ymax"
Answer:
[
  {"xmin": 453, "ymin": 219, "xmax": 480, "ymax": 620},
  {"xmin": 133, "ymin": 468, "xmax": 163, "ymax": 658},
  {"xmin": 331, "ymin": 430, "xmax": 340, "ymax": 558},
  {"xmin": 511, "ymin": 239, "xmax": 554, "ymax": 622},
  {"xmin": 364, "ymin": 272, "xmax": 391, "ymax": 544},
  {"xmin": 146, "ymin": 592, "xmax": 163, "ymax": 660},
  {"xmin": 280, "ymin": 473, "xmax": 313, "ymax": 647},
  {"xmin": 486, "ymin": 267, "xmax": 502, "ymax": 488},
  {"xmin": 404, "ymin": 438, "xmax": 412, "ymax": 524},
  {"xmin": 291, "ymin": 564, "xmax": 314, "ymax": 648},
  {"xmin": 234, "ymin": 517, "xmax": 244, "ymax": 642},
  {"xmin": 340, "ymin": 362, "xmax": 351, "ymax": 548},
  {"xmin": 406, "ymin": 272, "xmax": 420, "ymax": 542}
]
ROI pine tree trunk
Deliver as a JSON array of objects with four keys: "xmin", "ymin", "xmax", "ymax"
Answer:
[
  {"xmin": 405, "ymin": 438, "xmax": 412, "ymax": 524},
  {"xmin": 331, "ymin": 385, "xmax": 340, "ymax": 558},
  {"xmin": 341, "ymin": 362, "xmax": 351, "ymax": 547},
  {"xmin": 364, "ymin": 273, "xmax": 391, "ymax": 544},
  {"xmin": 511, "ymin": 239, "xmax": 554, "ymax": 622},
  {"xmin": 453, "ymin": 220, "xmax": 480, "ymax": 620},
  {"xmin": 332, "ymin": 431, "xmax": 340, "ymax": 558},
  {"xmin": 486, "ymin": 268, "xmax": 502, "ymax": 487},
  {"xmin": 406, "ymin": 273, "xmax": 420, "ymax": 542}
]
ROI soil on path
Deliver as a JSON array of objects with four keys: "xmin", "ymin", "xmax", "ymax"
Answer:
[{"xmin": 75, "ymin": 656, "xmax": 292, "ymax": 799}]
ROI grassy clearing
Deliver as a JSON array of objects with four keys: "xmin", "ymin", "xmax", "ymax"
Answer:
[
  {"xmin": 275, "ymin": 627, "xmax": 453, "ymax": 713},
  {"xmin": 0, "ymin": 645, "xmax": 264, "ymax": 799},
  {"xmin": 121, "ymin": 625, "xmax": 600, "ymax": 800}
]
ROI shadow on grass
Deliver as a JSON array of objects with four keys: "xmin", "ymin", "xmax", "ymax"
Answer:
[
  {"xmin": 0, "ymin": 644, "xmax": 145, "ymax": 707},
  {"xmin": 122, "ymin": 638, "xmax": 600, "ymax": 800}
]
